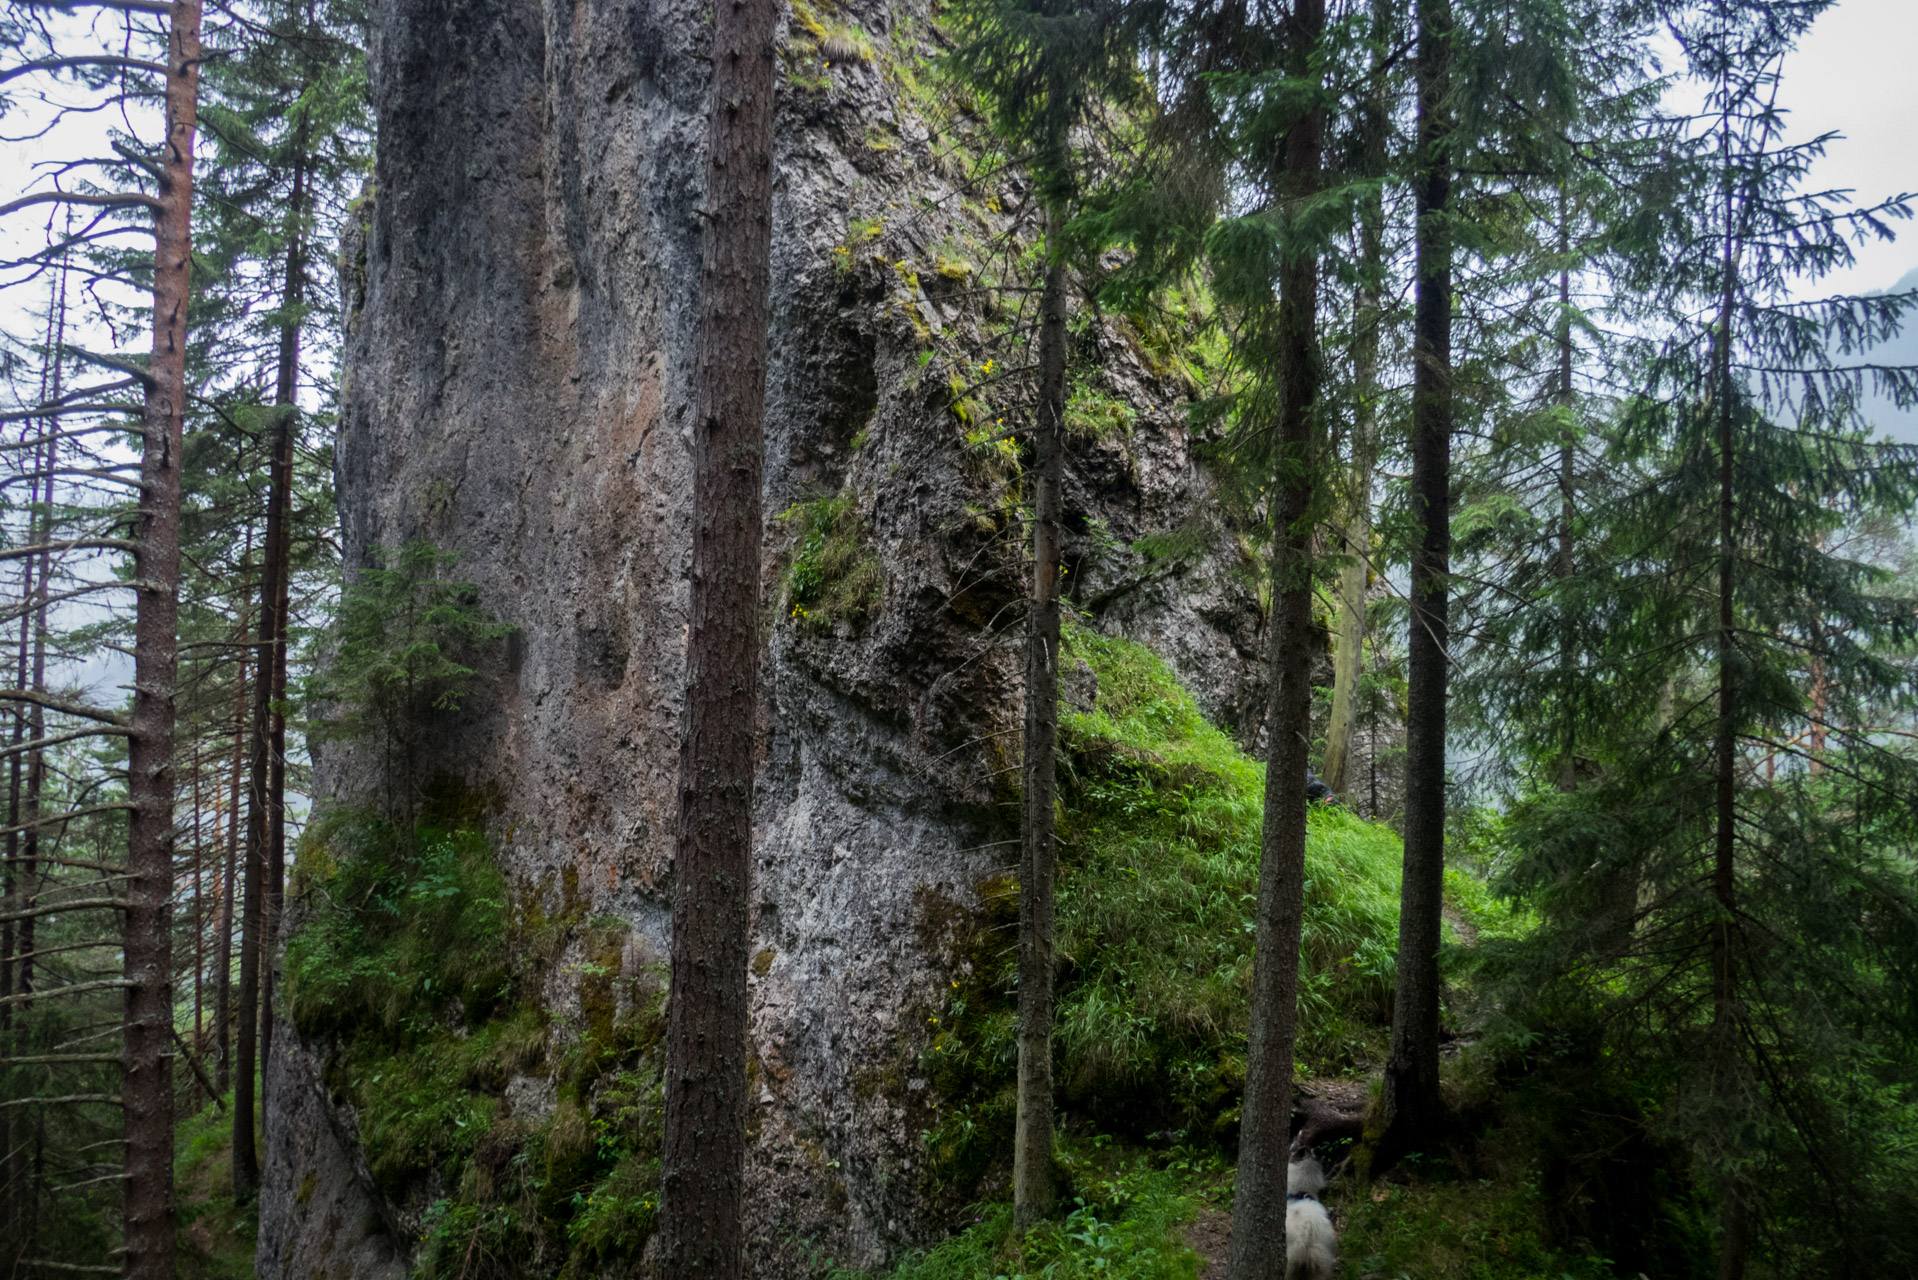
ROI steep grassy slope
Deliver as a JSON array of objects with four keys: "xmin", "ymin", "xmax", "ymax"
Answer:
[{"xmin": 921, "ymin": 625, "xmax": 1410, "ymax": 1188}]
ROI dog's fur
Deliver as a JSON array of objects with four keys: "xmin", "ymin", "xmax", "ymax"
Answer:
[{"xmin": 1285, "ymin": 1154, "xmax": 1338, "ymax": 1280}]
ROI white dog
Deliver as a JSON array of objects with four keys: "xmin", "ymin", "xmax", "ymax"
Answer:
[{"xmin": 1285, "ymin": 1152, "xmax": 1338, "ymax": 1280}]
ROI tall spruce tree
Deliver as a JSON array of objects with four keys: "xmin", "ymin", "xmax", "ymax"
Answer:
[
  {"xmin": 947, "ymin": 0, "xmax": 1139, "ymax": 1228},
  {"xmin": 1376, "ymin": 0, "xmax": 1455, "ymax": 1163},
  {"xmin": 1219, "ymin": 0, "xmax": 1336, "ymax": 1271},
  {"xmin": 1476, "ymin": 2, "xmax": 1918, "ymax": 1274}
]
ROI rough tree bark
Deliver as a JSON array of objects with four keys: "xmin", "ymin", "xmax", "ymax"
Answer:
[
  {"xmin": 657, "ymin": 0, "xmax": 776, "ymax": 1269},
  {"xmin": 124, "ymin": 0, "xmax": 201, "ymax": 1269},
  {"xmin": 1377, "ymin": 0, "xmax": 1451, "ymax": 1169},
  {"xmin": 1013, "ymin": 201, "xmax": 1069, "ymax": 1233},
  {"xmin": 1226, "ymin": 3, "xmax": 1323, "ymax": 1274}
]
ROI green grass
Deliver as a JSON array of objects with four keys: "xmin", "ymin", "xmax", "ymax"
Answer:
[
  {"xmin": 1060, "ymin": 624, "xmax": 1405, "ymax": 1082},
  {"xmin": 174, "ymin": 1092, "xmax": 259, "ymax": 1279},
  {"xmin": 925, "ymin": 626, "xmax": 1409, "ymax": 1181},
  {"xmin": 840, "ymin": 1144, "xmax": 1215, "ymax": 1280},
  {"xmin": 1334, "ymin": 1164, "xmax": 1620, "ymax": 1280}
]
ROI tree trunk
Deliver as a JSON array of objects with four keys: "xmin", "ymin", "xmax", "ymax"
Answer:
[
  {"xmin": 235, "ymin": 161, "xmax": 304, "ymax": 1187},
  {"xmin": 657, "ymin": 0, "xmax": 775, "ymax": 1269},
  {"xmin": 1710, "ymin": 177, "xmax": 1744, "ymax": 1280},
  {"xmin": 1322, "ymin": 48, "xmax": 1387, "ymax": 799},
  {"xmin": 1013, "ymin": 203, "xmax": 1069, "ymax": 1233},
  {"xmin": 16, "ymin": 411, "xmax": 52, "ymax": 1051},
  {"xmin": 214, "ymin": 600, "xmax": 247, "ymax": 1096},
  {"xmin": 124, "ymin": 0, "xmax": 201, "ymax": 1269},
  {"xmin": 1378, "ymin": 0, "xmax": 1451, "ymax": 1169},
  {"xmin": 0, "ymin": 263, "xmax": 62, "ymax": 1234},
  {"xmin": 192, "ymin": 760, "xmax": 205, "ymax": 1076},
  {"xmin": 1226, "ymin": 5, "xmax": 1323, "ymax": 1275},
  {"xmin": 260, "ymin": 144, "xmax": 307, "ymax": 1134},
  {"xmin": 1555, "ymin": 199, "xmax": 1577, "ymax": 793}
]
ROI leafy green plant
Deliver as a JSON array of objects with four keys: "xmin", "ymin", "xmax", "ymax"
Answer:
[
  {"xmin": 842, "ymin": 1148, "xmax": 1207, "ymax": 1280},
  {"xmin": 1064, "ymin": 382, "xmax": 1135, "ymax": 440}
]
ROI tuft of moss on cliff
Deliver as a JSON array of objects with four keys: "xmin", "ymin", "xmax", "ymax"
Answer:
[{"xmin": 780, "ymin": 493, "xmax": 887, "ymax": 633}]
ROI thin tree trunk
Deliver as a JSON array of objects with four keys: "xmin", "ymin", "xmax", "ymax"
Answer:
[
  {"xmin": 0, "ymin": 278, "xmax": 54, "ymax": 1241},
  {"xmin": 232, "ymin": 500, "xmax": 283, "ymax": 1196},
  {"xmin": 235, "ymin": 162, "xmax": 305, "ymax": 1182},
  {"xmin": 1378, "ymin": 0, "xmax": 1452, "ymax": 1169},
  {"xmin": 1710, "ymin": 160, "xmax": 1746, "ymax": 1280},
  {"xmin": 1322, "ymin": 424, "xmax": 1373, "ymax": 797},
  {"xmin": 192, "ymin": 756, "xmax": 204, "ymax": 1075},
  {"xmin": 214, "ymin": 591, "xmax": 247, "ymax": 1095},
  {"xmin": 1322, "ymin": 45, "xmax": 1387, "ymax": 799},
  {"xmin": 1227, "ymin": 5, "xmax": 1324, "ymax": 1276},
  {"xmin": 260, "ymin": 142, "xmax": 307, "ymax": 1136},
  {"xmin": 0, "ymin": 275, "xmax": 57, "ymax": 1235},
  {"xmin": 16, "ymin": 416, "xmax": 51, "ymax": 1046},
  {"xmin": 124, "ymin": 0, "xmax": 201, "ymax": 1269},
  {"xmin": 657, "ymin": 0, "xmax": 775, "ymax": 1268},
  {"xmin": 1013, "ymin": 202, "xmax": 1069, "ymax": 1233},
  {"xmin": 1555, "ymin": 198, "xmax": 1577, "ymax": 793}
]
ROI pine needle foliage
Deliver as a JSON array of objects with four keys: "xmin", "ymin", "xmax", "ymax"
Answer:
[
  {"xmin": 1466, "ymin": 3, "xmax": 1918, "ymax": 1270},
  {"xmin": 306, "ymin": 540, "xmax": 513, "ymax": 809}
]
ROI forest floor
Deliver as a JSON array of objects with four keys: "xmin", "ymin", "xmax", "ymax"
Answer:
[{"xmin": 174, "ymin": 1093, "xmax": 259, "ymax": 1279}]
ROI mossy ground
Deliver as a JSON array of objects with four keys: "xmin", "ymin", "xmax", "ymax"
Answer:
[
  {"xmin": 175, "ymin": 1092, "xmax": 260, "ymax": 1278},
  {"xmin": 924, "ymin": 624, "xmax": 1419, "ymax": 1184}
]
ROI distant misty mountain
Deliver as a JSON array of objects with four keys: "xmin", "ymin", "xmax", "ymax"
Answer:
[{"xmin": 1850, "ymin": 266, "xmax": 1918, "ymax": 444}]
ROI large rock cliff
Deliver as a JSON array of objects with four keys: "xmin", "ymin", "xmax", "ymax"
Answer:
[{"xmin": 261, "ymin": 0, "xmax": 1268, "ymax": 1273}]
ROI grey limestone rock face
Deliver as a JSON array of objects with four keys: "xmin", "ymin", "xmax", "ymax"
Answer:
[
  {"xmin": 263, "ymin": 0, "xmax": 1267, "ymax": 1273},
  {"xmin": 257, "ymin": 1037, "xmax": 407, "ymax": 1280}
]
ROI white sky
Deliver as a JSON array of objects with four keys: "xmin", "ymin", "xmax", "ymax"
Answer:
[{"xmin": 1779, "ymin": 0, "xmax": 1918, "ymax": 298}]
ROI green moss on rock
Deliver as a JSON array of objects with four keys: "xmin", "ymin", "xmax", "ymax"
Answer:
[{"xmin": 285, "ymin": 812, "xmax": 666, "ymax": 1276}]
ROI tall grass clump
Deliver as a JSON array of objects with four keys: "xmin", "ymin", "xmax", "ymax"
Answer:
[{"xmin": 841, "ymin": 1151, "xmax": 1208, "ymax": 1280}]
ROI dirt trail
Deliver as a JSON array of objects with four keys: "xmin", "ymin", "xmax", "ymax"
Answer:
[{"xmin": 1183, "ymin": 1076, "xmax": 1373, "ymax": 1273}]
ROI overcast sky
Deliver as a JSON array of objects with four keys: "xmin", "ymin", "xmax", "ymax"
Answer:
[{"xmin": 1780, "ymin": 0, "xmax": 1918, "ymax": 298}]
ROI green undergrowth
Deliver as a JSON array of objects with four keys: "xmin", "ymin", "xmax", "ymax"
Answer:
[
  {"xmin": 839, "ymin": 1139, "xmax": 1221, "ymax": 1280},
  {"xmin": 175, "ymin": 1092, "xmax": 259, "ymax": 1278},
  {"xmin": 924, "ymin": 626, "xmax": 1446, "ymax": 1190},
  {"xmin": 1336, "ymin": 1164, "xmax": 1620, "ymax": 1280},
  {"xmin": 850, "ymin": 1108, "xmax": 1654, "ymax": 1280},
  {"xmin": 284, "ymin": 809, "xmax": 665, "ymax": 1277}
]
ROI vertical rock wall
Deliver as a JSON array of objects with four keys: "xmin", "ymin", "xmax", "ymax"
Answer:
[{"xmin": 263, "ymin": 0, "xmax": 1269, "ymax": 1273}]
